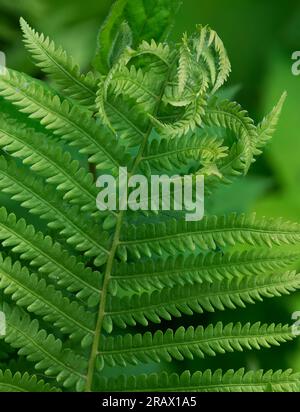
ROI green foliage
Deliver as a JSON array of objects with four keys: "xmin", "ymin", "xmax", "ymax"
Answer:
[
  {"xmin": 100, "ymin": 322, "xmax": 295, "ymax": 366},
  {"xmin": 20, "ymin": 17, "xmax": 99, "ymax": 108},
  {"xmin": 0, "ymin": 369, "xmax": 60, "ymax": 392},
  {"xmin": 0, "ymin": 0, "xmax": 298, "ymax": 393},
  {"xmin": 93, "ymin": 0, "xmax": 182, "ymax": 73}
]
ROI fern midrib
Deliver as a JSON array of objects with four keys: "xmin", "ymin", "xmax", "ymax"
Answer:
[
  {"xmin": 85, "ymin": 143, "xmax": 150, "ymax": 391},
  {"xmin": 84, "ymin": 129, "xmax": 150, "ymax": 391},
  {"xmin": 85, "ymin": 60, "xmax": 175, "ymax": 391},
  {"xmin": 140, "ymin": 144, "xmax": 221, "ymax": 163},
  {"xmin": 120, "ymin": 226, "xmax": 300, "ymax": 246},
  {"xmin": 85, "ymin": 210, "xmax": 124, "ymax": 391}
]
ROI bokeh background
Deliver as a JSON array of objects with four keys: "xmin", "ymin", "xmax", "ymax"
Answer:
[{"xmin": 1, "ymin": 0, "xmax": 300, "ymax": 379}]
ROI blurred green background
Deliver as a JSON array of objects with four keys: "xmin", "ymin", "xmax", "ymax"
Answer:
[{"xmin": 1, "ymin": 0, "xmax": 300, "ymax": 378}]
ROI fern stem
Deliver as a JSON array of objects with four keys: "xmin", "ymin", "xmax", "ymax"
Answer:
[
  {"xmin": 85, "ymin": 131, "xmax": 149, "ymax": 392},
  {"xmin": 85, "ymin": 210, "xmax": 124, "ymax": 391},
  {"xmin": 86, "ymin": 138, "xmax": 150, "ymax": 390},
  {"xmin": 85, "ymin": 63, "xmax": 174, "ymax": 391}
]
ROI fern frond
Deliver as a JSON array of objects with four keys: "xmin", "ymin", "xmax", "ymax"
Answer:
[
  {"xmin": 204, "ymin": 93, "xmax": 287, "ymax": 191},
  {"xmin": 110, "ymin": 65, "xmax": 161, "ymax": 113},
  {"xmin": 121, "ymin": 213, "xmax": 300, "ymax": 258},
  {"xmin": 0, "ymin": 114, "xmax": 98, "ymax": 212},
  {"xmin": 0, "ymin": 255, "xmax": 95, "ymax": 342},
  {"xmin": 103, "ymin": 96, "xmax": 149, "ymax": 146},
  {"xmin": 204, "ymin": 141, "xmax": 246, "ymax": 191},
  {"xmin": 0, "ymin": 369, "xmax": 59, "ymax": 392},
  {"xmin": 1, "ymin": 303, "xmax": 86, "ymax": 390},
  {"xmin": 139, "ymin": 133, "xmax": 227, "ymax": 174},
  {"xmin": 20, "ymin": 18, "xmax": 98, "ymax": 108},
  {"xmin": 204, "ymin": 99, "xmax": 257, "ymax": 172},
  {"xmin": 0, "ymin": 207, "xmax": 104, "ymax": 305},
  {"xmin": 99, "ymin": 322, "xmax": 294, "ymax": 367},
  {"xmin": 150, "ymin": 94, "xmax": 206, "ymax": 138},
  {"xmin": 106, "ymin": 271, "xmax": 300, "ymax": 329},
  {"xmin": 256, "ymin": 92, "xmax": 287, "ymax": 151},
  {"xmin": 96, "ymin": 42, "xmax": 170, "ymax": 146},
  {"xmin": 98, "ymin": 369, "xmax": 300, "ymax": 392},
  {"xmin": 193, "ymin": 25, "xmax": 231, "ymax": 94},
  {"xmin": 0, "ymin": 70, "xmax": 129, "ymax": 173},
  {"xmin": 0, "ymin": 156, "xmax": 108, "ymax": 264},
  {"xmin": 112, "ymin": 250, "xmax": 300, "ymax": 292},
  {"xmin": 136, "ymin": 40, "xmax": 171, "ymax": 65},
  {"xmin": 178, "ymin": 33, "xmax": 191, "ymax": 95}
]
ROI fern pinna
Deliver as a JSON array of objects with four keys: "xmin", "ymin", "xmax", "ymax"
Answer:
[{"xmin": 0, "ymin": 0, "xmax": 299, "ymax": 393}]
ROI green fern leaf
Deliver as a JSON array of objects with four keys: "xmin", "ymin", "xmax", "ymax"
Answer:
[
  {"xmin": 139, "ymin": 133, "xmax": 227, "ymax": 175},
  {"xmin": 112, "ymin": 250, "xmax": 300, "ymax": 292},
  {"xmin": 0, "ymin": 207, "xmax": 104, "ymax": 304},
  {"xmin": 0, "ymin": 115, "xmax": 99, "ymax": 213},
  {"xmin": 204, "ymin": 98, "xmax": 257, "ymax": 172},
  {"xmin": 1, "ymin": 303, "xmax": 86, "ymax": 390},
  {"xmin": 20, "ymin": 18, "xmax": 98, "ymax": 108},
  {"xmin": 256, "ymin": 92, "xmax": 287, "ymax": 150},
  {"xmin": 99, "ymin": 322, "xmax": 295, "ymax": 367},
  {"xmin": 106, "ymin": 271, "xmax": 300, "ymax": 329},
  {"xmin": 0, "ymin": 255, "xmax": 95, "ymax": 342},
  {"xmin": 0, "ymin": 70, "xmax": 129, "ymax": 174},
  {"xmin": 0, "ymin": 156, "xmax": 108, "ymax": 264},
  {"xmin": 0, "ymin": 369, "xmax": 60, "ymax": 392},
  {"xmin": 121, "ymin": 213, "xmax": 300, "ymax": 258}
]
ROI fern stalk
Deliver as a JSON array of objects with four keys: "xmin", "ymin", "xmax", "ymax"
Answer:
[{"xmin": 86, "ymin": 59, "xmax": 174, "ymax": 391}]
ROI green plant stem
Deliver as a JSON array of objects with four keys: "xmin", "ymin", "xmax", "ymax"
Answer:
[
  {"xmin": 85, "ymin": 65, "xmax": 173, "ymax": 391},
  {"xmin": 85, "ymin": 140, "xmax": 149, "ymax": 392}
]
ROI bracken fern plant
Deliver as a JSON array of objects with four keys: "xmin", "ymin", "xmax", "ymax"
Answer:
[{"xmin": 0, "ymin": 0, "xmax": 300, "ymax": 392}]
